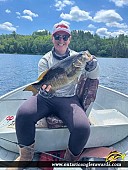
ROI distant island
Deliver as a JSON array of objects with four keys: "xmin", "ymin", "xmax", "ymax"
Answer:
[{"xmin": 0, "ymin": 30, "xmax": 128, "ymax": 58}]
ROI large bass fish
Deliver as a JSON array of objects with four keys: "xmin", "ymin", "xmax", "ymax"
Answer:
[{"xmin": 24, "ymin": 51, "xmax": 92, "ymax": 95}]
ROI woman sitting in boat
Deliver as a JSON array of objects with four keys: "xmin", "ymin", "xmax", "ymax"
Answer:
[{"xmin": 8, "ymin": 21, "xmax": 100, "ymax": 169}]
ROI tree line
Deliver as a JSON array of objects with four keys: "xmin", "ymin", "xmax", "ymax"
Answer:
[{"xmin": 0, "ymin": 30, "xmax": 128, "ymax": 58}]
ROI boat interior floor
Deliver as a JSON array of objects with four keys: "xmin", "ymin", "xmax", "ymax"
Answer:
[
  {"xmin": 1, "ymin": 108, "xmax": 128, "ymax": 130},
  {"xmin": 0, "ymin": 145, "xmax": 120, "ymax": 170}
]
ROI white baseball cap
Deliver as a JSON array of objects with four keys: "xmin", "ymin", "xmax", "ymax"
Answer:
[{"xmin": 52, "ymin": 21, "xmax": 71, "ymax": 35}]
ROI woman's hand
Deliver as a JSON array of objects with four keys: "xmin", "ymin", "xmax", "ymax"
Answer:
[
  {"xmin": 42, "ymin": 85, "xmax": 52, "ymax": 92},
  {"xmin": 39, "ymin": 85, "xmax": 53, "ymax": 98}
]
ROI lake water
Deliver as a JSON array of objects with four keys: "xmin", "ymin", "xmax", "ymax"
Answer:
[{"xmin": 0, "ymin": 54, "xmax": 128, "ymax": 97}]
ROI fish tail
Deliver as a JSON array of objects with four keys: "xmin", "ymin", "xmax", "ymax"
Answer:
[{"xmin": 23, "ymin": 85, "xmax": 38, "ymax": 95}]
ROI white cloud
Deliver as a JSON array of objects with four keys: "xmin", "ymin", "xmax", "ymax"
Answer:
[
  {"xmin": 37, "ymin": 29, "xmax": 51, "ymax": 34},
  {"xmin": 5, "ymin": 9, "xmax": 11, "ymax": 13},
  {"xmin": 60, "ymin": 6, "xmax": 92, "ymax": 21},
  {"xmin": 0, "ymin": 22, "xmax": 16, "ymax": 32},
  {"xmin": 111, "ymin": 29, "xmax": 128, "ymax": 37},
  {"xmin": 16, "ymin": 10, "xmax": 38, "ymax": 21},
  {"xmin": 37, "ymin": 29, "xmax": 46, "ymax": 32},
  {"xmin": 96, "ymin": 28, "xmax": 111, "ymax": 37},
  {"xmin": 56, "ymin": 20, "xmax": 70, "ymax": 26},
  {"xmin": 54, "ymin": 0, "xmax": 74, "ymax": 11},
  {"xmin": 16, "ymin": 12, "xmax": 20, "ymax": 15},
  {"xmin": 106, "ymin": 22, "xmax": 128, "ymax": 29},
  {"xmin": 21, "ymin": 15, "xmax": 33, "ymax": 21},
  {"xmin": 96, "ymin": 27, "xmax": 128, "ymax": 37},
  {"xmin": 88, "ymin": 24, "xmax": 96, "ymax": 29},
  {"xmin": 23, "ymin": 10, "xmax": 38, "ymax": 17},
  {"xmin": 110, "ymin": 0, "xmax": 128, "ymax": 7},
  {"xmin": 84, "ymin": 30, "xmax": 94, "ymax": 35},
  {"xmin": 93, "ymin": 9, "xmax": 123, "ymax": 23},
  {"xmin": 93, "ymin": 9, "xmax": 128, "ymax": 37}
]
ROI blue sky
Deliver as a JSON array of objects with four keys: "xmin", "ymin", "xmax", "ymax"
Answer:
[{"xmin": 0, "ymin": 0, "xmax": 128, "ymax": 37}]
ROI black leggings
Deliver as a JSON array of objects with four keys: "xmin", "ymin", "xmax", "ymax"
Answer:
[{"xmin": 16, "ymin": 94, "xmax": 90, "ymax": 156}]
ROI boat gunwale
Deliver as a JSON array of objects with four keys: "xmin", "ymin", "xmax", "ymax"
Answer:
[
  {"xmin": 1, "ymin": 84, "xmax": 128, "ymax": 101},
  {"xmin": 98, "ymin": 85, "xmax": 128, "ymax": 98}
]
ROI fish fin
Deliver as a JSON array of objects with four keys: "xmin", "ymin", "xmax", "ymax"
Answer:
[
  {"xmin": 23, "ymin": 70, "xmax": 48, "ymax": 95},
  {"xmin": 23, "ymin": 85, "xmax": 38, "ymax": 95},
  {"xmin": 37, "ymin": 70, "xmax": 48, "ymax": 81}
]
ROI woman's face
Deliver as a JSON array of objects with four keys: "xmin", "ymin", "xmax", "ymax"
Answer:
[{"xmin": 52, "ymin": 31, "xmax": 71, "ymax": 55}]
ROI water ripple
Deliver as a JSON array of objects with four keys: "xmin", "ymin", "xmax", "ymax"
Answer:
[{"xmin": 0, "ymin": 54, "xmax": 128, "ymax": 96}]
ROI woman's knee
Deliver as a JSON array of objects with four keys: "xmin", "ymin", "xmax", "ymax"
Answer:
[
  {"xmin": 74, "ymin": 122, "xmax": 90, "ymax": 139},
  {"xmin": 82, "ymin": 123, "xmax": 90, "ymax": 137},
  {"xmin": 16, "ymin": 104, "xmax": 35, "ymax": 125},
  {"xmin": 17, "ymin": 96, "xmax": 37, "ymax": 116}
]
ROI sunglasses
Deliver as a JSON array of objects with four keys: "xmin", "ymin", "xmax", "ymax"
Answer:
[{"xmin": 53, "ymin": 34, "xmax": 70, "ymax": 41}]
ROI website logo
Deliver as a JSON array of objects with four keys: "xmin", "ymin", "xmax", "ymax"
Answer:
[{"xmin": 106, "ymin": 150, "xmax": 126, "ymax": 162}]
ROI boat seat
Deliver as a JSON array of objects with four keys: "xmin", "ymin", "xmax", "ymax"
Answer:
[
  {"xmin": 89, "ymin": 109, "xmax": 128, "ymax": 126},
  {"xmin": 1, "ymin": 109, "xmax": 128, "ymax": 129}
]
